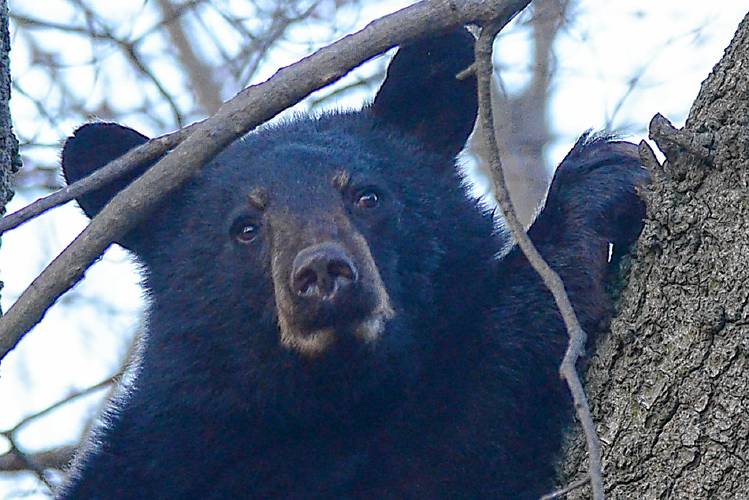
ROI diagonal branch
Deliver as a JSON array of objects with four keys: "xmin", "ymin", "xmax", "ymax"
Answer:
[
  {"xmin": 4, "ymin": 373, "xmax": 121, "ymax": 435},
  {"xmin": 473, "ymin": 20, "xmax": 604, "ymax": 500},
  {"xmin": 0, "ymin": 0, "xmax": 532, "ymax": 361},
  {"xmin": 0, "ymin": 121, "xmax": 202, "ymax": 235}
]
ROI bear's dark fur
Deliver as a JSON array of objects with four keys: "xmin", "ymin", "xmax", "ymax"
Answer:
[{"xmin": 58, "ymin": 29, "xmax": 647, "ymax": 499}]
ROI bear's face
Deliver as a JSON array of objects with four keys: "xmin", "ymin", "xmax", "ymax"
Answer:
[
  {"xmin": 62, "ymin": 30, "xmax": 489, "ymax": 424},
  {"xmin": 140, "ymin": 114, "xmax": 490, "ymax": 420},
  {"xmin": 184, "ymin": 122, "xmax": 406, "ymax": 358}
]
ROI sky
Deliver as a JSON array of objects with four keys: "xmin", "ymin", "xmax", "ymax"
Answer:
[{"xmin": 1, "ymin": 1, "xmax": 748, "ymax": 497}]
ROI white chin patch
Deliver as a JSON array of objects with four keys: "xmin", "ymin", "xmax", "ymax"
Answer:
[
  {"xmin": 280, "ymin": 324, "xmax": 336, "ymax": 357},
  {"xmin": 354, "ymin": 308, "xmax": 395, "ymax": 344},
  {"xmin": 278, "ymin": 307, "xmax": 395, "ymax": 358}
]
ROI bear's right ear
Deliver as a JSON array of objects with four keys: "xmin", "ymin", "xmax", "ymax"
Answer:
[
  {"xmin": 62, "ymin": 122, "xmax": 153, "ymax": 220},
  {"xmin": 371, "ymin": 28, "xmax": 477, "ymax": 159}
]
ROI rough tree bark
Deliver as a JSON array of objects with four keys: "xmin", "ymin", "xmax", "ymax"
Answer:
[
  {"xmin": 561, "ymin": 12, "xmax": 749, "ymax": 499},
  {"xmin": 0, "ymin": 0, "xmax": 21, "ymax": 312}
]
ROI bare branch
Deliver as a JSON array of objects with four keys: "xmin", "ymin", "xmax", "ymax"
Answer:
[
  {"xmin": 0, "ymin": 121, "xmax": 203, "ymax": 235},
  {"xmin": 648, "ymin": 112, "xmax": 713, "ymax": 164},
  {"xmin": 0, "ymin": 445, "xmax": 76, "ymax": 473},
  {"xmin": 11, "ymin": 13, "xmax": 112, "ymax": 40},
  {"xmin": 0, "ymin": 374, "xmax": 118, "ymax": 478},
  {"xmin": 473, "ymin": 20, "xmax": 604, "ymax": 500},
  {"xmin": 0, "ymin": 0, "xmax": 533, "ymax": 361},
  {"xmin": 20, "ymin": 2, "xmax": 185, "ymax": 127},
  {"xmin": 113, "ymin": 38, "xmax": 185, "ymax": 127},
  {"xmin": 5, "ymin": 373, "xmax": 121, "ymax": 435},
  {"xmin": 0, "ymin": 435, "xmax": 54, "ymax": 489}
]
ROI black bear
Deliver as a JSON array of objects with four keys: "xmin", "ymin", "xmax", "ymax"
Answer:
[{"xmin": 58, "ymin": 29, "xmax": 647, "ymax": 499}]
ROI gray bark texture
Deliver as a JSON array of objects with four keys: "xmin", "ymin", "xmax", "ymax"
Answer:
[
  {"xmin": 0, "ymin": 0, "xmax": 21, "ymax": 311},
  {"xmin": 560, "ymin": 12, "xmax": 749, "ymax": 499}
]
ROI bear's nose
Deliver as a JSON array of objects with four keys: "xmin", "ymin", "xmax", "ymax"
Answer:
[{"xmin": 291, "ymin": 242, "xmax": 358, "ymax": 300}]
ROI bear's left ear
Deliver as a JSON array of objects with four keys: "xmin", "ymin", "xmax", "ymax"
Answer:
[
  {"xmin": 371, "ymin": 28, "xmax": 477, "ymax": 158},
  {"xmin": 62, "ymin": 122, "xmax": 153, "ymax": 220},
  {"xmin": 62, "ymin": 122, "xmax": 161, "ymax": 253}
]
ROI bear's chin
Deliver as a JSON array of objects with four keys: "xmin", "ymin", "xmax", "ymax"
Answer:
[{"xmin": 277, "ymin": 308, "xmax": 395, "ymax": 358}]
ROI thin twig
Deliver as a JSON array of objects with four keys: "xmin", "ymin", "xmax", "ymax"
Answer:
[
  {"xmin": 0, "ymin": 0, "xmax": 533, "ymax": 361},
  {"xmin": 4, "ymin": 372, "xmax": 121, "ymax": 435},
  {"xmin": 1, "ymin": 434, "xmax": 54, "ymax": 489},
  {"xmin": 114, "ymin": 39, "xmax": 185, "ymax": 127},
  {"xmin": 0, "ymin": 374, "xmax": 119, "ymax": 482},
  {"xmin": 0, "ymin": 121, "xmax": 202, "ymax": 235},
  {"xmin": 473, "ymin": 21, "xmax": 605, "ymax": 500},
  {"xmin": 540, "ymin": 475, "xmax": 591, "ymax": 500},
  {"xmin": 11, "ymin": 13, "xmax": 113, "ymax": 40},
  {"xmin": 0, "ymin": 366, "xmax": 127, "ymax": 478},
  {"xmin": 0, "ymin": 445, "xmax": 76, "ymax": 473}
]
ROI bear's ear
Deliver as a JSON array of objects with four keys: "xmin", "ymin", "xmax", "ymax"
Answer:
[
  {"xmin": 62, "ymin": 122, "xmax": 152, "ymax": 220},
  {"xmin": 371, "ymin": 28, "xmax": 477, "ymax": 158}
]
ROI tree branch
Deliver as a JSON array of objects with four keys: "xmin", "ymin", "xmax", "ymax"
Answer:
[
  {"xmin": 4, "ymin": 373, "xmax": 120, "ymax": 435},
  {"xmin": 0, "ymin": 445, "xmax": 76, "ymax": 473},
  {"xmin": 0, "ymin": 121, "xmax": 202, "ymax": 235},
  {"xmin": 0, "ymin": 434, "xmax": 54, "ymax": 488},
  {"xmin": 0, "ymin": 370, "xmax": 124, "ymax": 481},
  {"xmin": 0, "ymin": 0, "xmax": 532, "ymax": 360},
  {"xmin": 473, "ymin": 20, "xmax": 604, "ymax": 500},
  {"xmin": 0, "ymin": 122, "xmax": 202, "ymax": 234}
]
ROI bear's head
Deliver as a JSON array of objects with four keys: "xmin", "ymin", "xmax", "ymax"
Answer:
[{"xmin": 61, "ymin": 30, "xmax": 496, "ymax": 426}]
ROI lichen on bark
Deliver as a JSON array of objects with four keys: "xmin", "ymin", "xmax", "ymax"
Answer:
[
  {"xmin": 560, "ymin": 12, "xmax": 749, "ymax": 499},
  {"xmin": 0, "ymin": 0, "xmax": 21, "ymax": 314}
]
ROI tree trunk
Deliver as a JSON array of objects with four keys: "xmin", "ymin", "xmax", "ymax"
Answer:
[
  {"xmin": 560, "ymin": 12, "xmax": 749, "ymax": 499},
  {"xmin": 0, "ymin": 0, "xmax": 21, "ymax": 313}
]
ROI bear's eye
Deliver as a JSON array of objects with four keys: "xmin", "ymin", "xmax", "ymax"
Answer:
[
  {"xmin": 355, "ymin": 189, "xmax": 380, "ymax": 209},
  {"xmin": 231, "ymin": 220, "xmax": 259, "ymax": 243}
]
